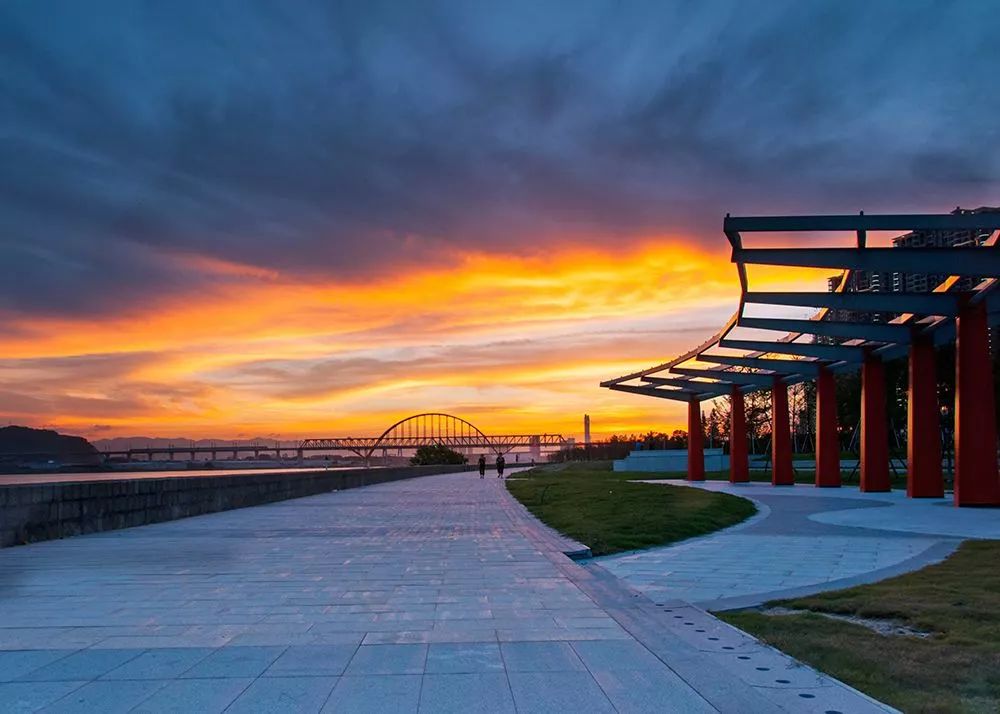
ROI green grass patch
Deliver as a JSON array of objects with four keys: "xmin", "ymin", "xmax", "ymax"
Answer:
[
  {"xmin": 505, "ymin": 461, "xmax": 755, "ymax": 556},
  {"xmin": 720, "ymin": 541, "xmax": 1000, "ymax": 713},
  {"xmin": 644, "ymin": 468, "xmax": 909, "ymax": 488}
]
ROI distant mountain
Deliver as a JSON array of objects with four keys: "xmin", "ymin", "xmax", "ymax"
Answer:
[
  {"xmin": 0, "ymin": 426, "xmax": 101, "ymax": 464},
  {"xmin": 92, "ymin": 436, "xmax": 293, "ymax": 450}
]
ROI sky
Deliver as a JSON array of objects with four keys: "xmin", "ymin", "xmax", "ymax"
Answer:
[{"xmin": 1, "ymin": 1, "xmax": 999, "ymax": 441}]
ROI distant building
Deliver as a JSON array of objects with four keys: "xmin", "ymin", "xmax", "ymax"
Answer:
[
  {"xmin": 821, "ymin": 206, "xmax": 1000, "ymax": 339},
  {"xmin": 890, "ymin": 206, "xmax": 997, "ymax": 293},
  {"xmin": 584, "ymin": 414, "xmax": 591, "ymax": 445}
]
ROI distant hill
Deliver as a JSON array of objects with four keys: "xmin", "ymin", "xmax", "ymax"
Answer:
[
  {"xmin": 92, "ymin": 436, "xmax": 292, "ymax": 450},
  {"xmin": 0, "ymin": 426, "xmax": 101, "ymax": 464}
]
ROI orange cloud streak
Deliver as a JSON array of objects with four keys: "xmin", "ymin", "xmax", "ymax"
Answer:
[{"xmin": 1, "ymin": 238, "xmax": 833, "ymax": 439}]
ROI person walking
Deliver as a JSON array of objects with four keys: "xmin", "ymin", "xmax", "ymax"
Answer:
[
  {"xmin": 496, "ymin": 454, "xmax": 505, "ymax": 478},
  {"xmin": 478, "ymin": 454, "xmax": 486, "ymax": 479}
]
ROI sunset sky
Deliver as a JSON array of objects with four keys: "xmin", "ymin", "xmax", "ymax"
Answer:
[{"xmin": 2, "ymin": 1, "xmax": 999, "ymax": 441}]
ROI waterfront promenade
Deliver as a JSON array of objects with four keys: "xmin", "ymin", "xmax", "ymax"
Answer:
[{"xmin": 0, "ymin": 470, "xmax": 889, "ymax": 713}]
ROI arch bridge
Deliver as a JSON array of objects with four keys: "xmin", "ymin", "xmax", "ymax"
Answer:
[
  {"xmin": 99, "ymin": 413, "xmax": 568, "ymax": 462},
  {"xmin": 298, "ymin": 413, "xmax": 567, "ymax": 460}
]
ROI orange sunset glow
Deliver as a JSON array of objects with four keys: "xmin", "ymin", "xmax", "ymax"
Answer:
[
  {"xmin": 4, "ymin": 240, "xmax": 792, "ymax": 440},
  {"xmin": 0, "ymin": 234, "xmax": 975, "ymax": 442}
]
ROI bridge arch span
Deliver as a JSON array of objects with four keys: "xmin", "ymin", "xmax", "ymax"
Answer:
[
  {"xmin": 371, "ymin": 413, "xmax": 498, "ymax": 457},
  {"xmin": 294, "ymin": 414, "xmax": 565, "ymax": 461}
]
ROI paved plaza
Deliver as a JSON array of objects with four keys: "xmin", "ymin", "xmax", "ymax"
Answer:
[
  {"xmin": 0, "ymin": 470, "xmax": 892, "ymax": 713},
  {"xmin": 597, "ymin": 480, "xmax": 1000, "ymax": 610}
]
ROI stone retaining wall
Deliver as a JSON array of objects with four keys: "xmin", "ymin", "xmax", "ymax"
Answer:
[{"xmin": 0, "ymin": 465, "xmax": 470, "ymax": 548}]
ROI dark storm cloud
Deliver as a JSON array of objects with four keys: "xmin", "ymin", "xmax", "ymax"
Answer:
[{"xmin": 1, "ymin": 0, "xmax": 998, "ymax": 316}]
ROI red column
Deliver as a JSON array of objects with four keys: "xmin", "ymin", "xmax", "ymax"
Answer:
[
  {"xmin": 771, "ymin": 378, "xmax": 794, "ymax": 485},
  {"xmin": 687, "ymin": 397, "xmax": 704, "ymax": 481},
  {"xmin": 907, "ymin": 334, "xmax": 943, "ymax": 498},
  {"xmin": 861, "ymin": 351, "xmax": 890, "ymax": 492},
  {"xmin": 815, "ymin": 366, "xmax": 840, "ymax": 487},
  {"xmin": 955, "ymin": 299, "xmax": 1000, "ymax": 506},
  {"xmin": 729, "ymin": 386, "xmax": 749, "ymax": 483}
]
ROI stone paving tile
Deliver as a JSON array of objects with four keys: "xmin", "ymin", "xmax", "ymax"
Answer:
[
  {"xmin": 16, "ymin": 648, "xmax": 142, "ymax": 681},
  {"xmin": 321, "ymin": 674, "xmax": 421, "ymax": 713},
  {"xmin": 100, "ymin": 648, "xmax": 215, "ymax": 680},
  {"xmin": 131, "ymin": 677, "xmax": 255, "ymax": 713},
  {"xmin": 760, "ymin": 682, "xmax": 892, "ymax": 713},
  {"xmin": 507, "ymin": 670, "xmax": 616, "ymax": 713},
  {"xmin": 179, "ymin": 646, "xmax": 285, "ymax": 678},
  {"xmin": 591, "ymin": 668, "xmax": 717, "ymax": 714},
  {"xmin": 226, "ymin": 675, "xmax": 338, "ymax": 713},
  {"xmin": 419, "ymin": 672, "xmax": 516, "ymax": 713},
  {"xmin": 500, "ymin": 641, "xmax": 586, "ymax": 672},
  {"xmin": 363, "ymin": 628, "xmax": 499, "ymax": 644},
  {"xmin": 343, "ymin": 643, "xmax": 428, "ymax": 675},
  {"xmin": 42, "ymin": 678, "xmax": 167, "ymax": 713},
  {"xmin": 0, "ymin": 649, "xmax": 75, "ymax": 681},
  {"xmin": 263, "ymin": 644, "xmax": 358, "ymax": 677},
  {"xmin": 570, "ymin": 639, "xmax": 665, "ymax": 671},
  {"xmin": 425, "ymin": 642, "xmax": 505, "ymax": 673},
  {"xmin": 0, "ymin": 681, "xmax": 86, "ymax": 713}
]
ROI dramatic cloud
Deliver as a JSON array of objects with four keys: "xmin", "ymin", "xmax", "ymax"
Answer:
[{"xmin": 1, "ymin": 1, "xmax": 997, "ymax": 437}]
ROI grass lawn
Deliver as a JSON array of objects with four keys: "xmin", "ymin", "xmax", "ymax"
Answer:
[
  {"xmin": 505, "ymin": 461, "xmax": 755, "ymax": 556},
  {"xmin": 720, "ymin": 541, "xmax": 1000, "ymax": 713}
]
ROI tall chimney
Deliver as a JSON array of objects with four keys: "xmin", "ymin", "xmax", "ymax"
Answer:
[{"xmin": 584, "ymin": 414, "xmax": 591, "ymax": 445}]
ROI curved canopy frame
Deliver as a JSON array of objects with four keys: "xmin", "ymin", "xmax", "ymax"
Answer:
[{"xmin": 601, "ymin": 211, "xmax": 1000, "ymax": 403}]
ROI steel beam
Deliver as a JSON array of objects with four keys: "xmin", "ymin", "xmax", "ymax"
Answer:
[
  {"xmin": 734, "ymin": 247, "xmax": 1000, "ymax": 278},
  {"xmin": 701, "ymin": 353, "xmax": 821, "ymax": 376},
  {"xmin": 737, "ymin": 316, "xmax": 913, "ymax": 343},
  {"xmin": 954, "ymin": 299, "xmax": 1000, "ymax": 505},
  {"xmin": 771, "ymin": 379, "xmax": 794, "ymax": 486},
  {"xmin": 815, "ymin": 366, "xmax": 840, "ymax": 487},
  {"xmin": 729, "ymin": 386, "xmax": 749, "ymax": 483},
  {"xmin": 671, "ymin": 366, "xmax": 781, "ymax": 387},
  {"xmin": 860, "ymin": 353, "xmax": 890, "ymax": 492},
  {"xmin": 688, "ymin": 399, "xmax": 704, "ymax": 481},
  {"xmin": 907, "ymin": 334, "xmax": 943, "ymax": 498},
  {"xmin": 744, "ymin": 291, "xmax": 960, "ymax": 316},
  {"xmin": 640, "ymin": 376, "xmax": 731, "ymax": 395},
  {"xmin": 718, "ymin": 338, "xmax": 866, "ymax": 362},
  {"xmin": 607, "ymin": 383, "xmax": 714, "ymax": 402},
  {"xmin": 725, "ymin": 213, "xmax": 1000, "ymax": 233}
]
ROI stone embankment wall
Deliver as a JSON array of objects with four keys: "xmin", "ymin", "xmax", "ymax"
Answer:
[{"xmin": 0, "ymin": 465, "xmax": 469, "ymax": 548}]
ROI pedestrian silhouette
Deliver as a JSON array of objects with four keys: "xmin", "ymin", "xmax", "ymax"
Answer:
[
  {"xmin": 496, "ymin": 454, "xmax": 505, "ymax": 478},
  {"xmin": 478, "ymin": 454, "xmax": 486, "ymax": 479}
]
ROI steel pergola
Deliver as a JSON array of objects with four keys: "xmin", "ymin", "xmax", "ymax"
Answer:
[{"xmin": 601, "ymin": 211, "xmax": 1000, "ymax": 505}]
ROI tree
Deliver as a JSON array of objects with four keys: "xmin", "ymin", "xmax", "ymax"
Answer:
[
  {"xmin": 410, "ymin": 444, "xmax": 467, "ymax": 465},
  {"xmin": 667, "ymin": 430, "xmax": 687, "ymax": 448}
]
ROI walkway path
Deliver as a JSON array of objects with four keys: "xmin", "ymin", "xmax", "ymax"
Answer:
[
  {"xmin": 596, "ymin": 481, "xmax": 1000, "ymax": 610},
  {"xmin": 0, "ymin": 471, "xmax": 890, "ymax": 713}
]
